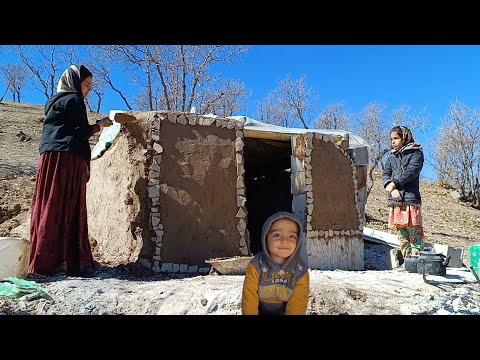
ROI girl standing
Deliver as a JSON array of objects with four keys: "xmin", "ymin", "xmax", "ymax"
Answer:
[{"xmin": 382, "ymin": 126, "xmax": 424, "ymax": 258}]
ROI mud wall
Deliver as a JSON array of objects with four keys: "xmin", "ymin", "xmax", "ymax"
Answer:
[
  {"xmin": 303, "ymin": 133, "xmax": 364, "ymax": 270},
  {"xmin": 87, "ymin": 121, "xmax": 151, "ymax": 266},
  {"xmin": 88, "ymin": 111, "xmax": 248, "ymax": 273},
  {"xmin": 157, "ymin": 121, "xmax": 240, "ymax": 265},
  {"xmin": 87, "ymin": 113, "xmax": 368, "ymax": 272},
  {"xmin": 310, "ymin": 137, "xmax": 359, "ymax": 230}
]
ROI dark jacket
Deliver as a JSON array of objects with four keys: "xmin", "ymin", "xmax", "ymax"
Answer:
[
  {"xmin": 382, "ymin": 142, "xmax": 424, "ymax": 206},
  {"xmin": 39, "ymin": 91, "xmax": 96, "ymax": 166}
]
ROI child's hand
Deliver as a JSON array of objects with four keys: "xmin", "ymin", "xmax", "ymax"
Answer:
[
  {"xmin": 391, "ymin": 189, "xmax": 401, "ymax": 200},
  {"xmin": 385, "ymin": 182, "xmax": 396, "ymax": 192}
]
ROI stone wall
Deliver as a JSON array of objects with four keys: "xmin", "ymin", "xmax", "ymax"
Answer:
[
  {"xmin": 88, "ymin": 112, "xmax": 369, "ymax": 272},
  {"xmin": 303, "ymin": 132, "xmax": 364, "ymax": 270}
]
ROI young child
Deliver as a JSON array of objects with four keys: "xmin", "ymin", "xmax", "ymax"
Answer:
[
  {"xmin": 382, "ymin": 126, "xmax": 424, "ymax": 259},
  {"xmin": 242, "ymin": 211, "xmax": 309, "ymax": 315}
]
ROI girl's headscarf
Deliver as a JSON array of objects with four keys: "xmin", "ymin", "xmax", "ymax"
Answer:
[
  {"xmin": 391, "ymin": 125, "xmax": 422, "ymax": 154},
  {"xmin": 56, "ymin": 65, "xmax": 92, "ymax": 97},
  {"xmin": 399, "ymin": 125, "xmax": 414, "ymax": 144}
]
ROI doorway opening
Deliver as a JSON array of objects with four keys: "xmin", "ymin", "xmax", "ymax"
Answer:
[{"xmin": 243, "ymin": 136, "xmax": 293, "ymax": 255}]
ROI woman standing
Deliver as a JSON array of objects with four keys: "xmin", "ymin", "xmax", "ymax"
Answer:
[
  {"xmin": 382, "ymin": 126, "xmax": 424, "ymax": 259},
  {"xmin": 29, "ymin": 65, "xmax": 112, "ymax": 276}
]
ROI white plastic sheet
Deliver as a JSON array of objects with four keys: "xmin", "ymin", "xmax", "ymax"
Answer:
[{"xmin": 91, "ymin": 110, "xmax": 124, "ymax": 160}]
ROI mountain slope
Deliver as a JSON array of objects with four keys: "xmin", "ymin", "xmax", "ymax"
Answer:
[{"xmin": 1, "ymin": 100, "xmax": 479, "ymax": 266}]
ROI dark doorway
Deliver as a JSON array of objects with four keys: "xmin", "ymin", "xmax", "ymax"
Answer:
[{"xmin": 244, "ymin": 137, "xmax": 293, "ymax": 255}]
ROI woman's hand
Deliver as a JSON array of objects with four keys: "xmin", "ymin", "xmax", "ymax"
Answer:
[
  {"xmin": 391, "ymin": 189, "xmax": 401, "ymax": 200},
  {"xmin": 97, "ymin": 117, "xmax": 113, "ymax": 128}
]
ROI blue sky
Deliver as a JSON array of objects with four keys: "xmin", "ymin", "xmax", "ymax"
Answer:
[
  {"xmin": 229, "ymin": 45, "xmax": 480, "ymax": 180},
  {"xmin": 5, "ymin": 45, "xmax": 480, "ymax": 120},
  {"xmin": 227, "ymin": 45, "xmax": 480, "ymax": 122},
  {"xmin": 3, "ymin": 45, "xmax": 480, "ymax": 180}
]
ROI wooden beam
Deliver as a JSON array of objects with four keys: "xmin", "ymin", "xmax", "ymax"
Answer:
[
  {"xmin": 243, "ymin": 129, "xmax": 293, "ymax": 141},
  {"xmin": 244, "ymin": 129, "xmax": 349, "ymax": 149}
]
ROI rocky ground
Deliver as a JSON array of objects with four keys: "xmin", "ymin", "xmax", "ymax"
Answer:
[
  {"xmin": 1, "ymin": 265, "xmax": 479, "ymax": 315},
  {"xmin": 1, "ymin": 100, "xmax": 480, "ymax": 315}
]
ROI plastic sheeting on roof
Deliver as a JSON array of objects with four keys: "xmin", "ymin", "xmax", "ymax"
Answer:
[
  {"xmin": 91, "ymin": 112, "xmax": 370, "ymax": 161},
  {"xmin": 227, "ymin": 115, "xmax": 369, "ymax": 149}
]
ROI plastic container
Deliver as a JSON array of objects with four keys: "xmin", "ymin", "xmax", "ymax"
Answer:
[
  {"xmin": 0, "ymin": 237, "xmax": 30, "ymax": 279},
  {"xmin": 469, "ymin": 243, "xmax": 480, "ymax": 277}
]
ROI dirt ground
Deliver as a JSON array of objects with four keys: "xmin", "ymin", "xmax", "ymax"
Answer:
[{"xmin": 1, "ymin": 100, "xmax": 480, "ymax": 315}]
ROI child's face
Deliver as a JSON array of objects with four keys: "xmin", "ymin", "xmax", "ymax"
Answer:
[
  {"xmin": 390, "ymin": 131, "xmax": 404, "ymax": 151},
  {"xmin": 266, "ymin": 218, "xmax": 299, "ymax": 265}
]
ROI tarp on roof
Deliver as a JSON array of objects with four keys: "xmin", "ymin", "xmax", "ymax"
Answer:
[
  {"xmin": 227, "ymin": 115, "xmax": 369, "ymax": 149},
  {"xmin": 92, "ymin": 112, "xmax": 370, "ymax": 161}
]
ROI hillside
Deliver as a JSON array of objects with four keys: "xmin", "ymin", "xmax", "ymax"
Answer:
[
  {"xmin": 1, "ymin": 100, "xmax": 480, "ymax": 315},
  {"xmin": 366, "ymin": 174, "xmax": 480, "ymax": 267},
  {"xmin": 2, "ymin": 100, "xmax": 479, "ymax": 265}
]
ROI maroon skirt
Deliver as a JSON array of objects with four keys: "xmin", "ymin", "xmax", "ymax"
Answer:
[{"xmin": 29, "ymin": 151, "xmax": 94, "ymax": 276}]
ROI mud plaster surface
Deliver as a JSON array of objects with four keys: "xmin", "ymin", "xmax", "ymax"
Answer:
[
  {"xmin": 158, "ymin": 121, "xmax": 240, "ymax": 265},
  {"xmin": 310, "ymin": 138, "xmax": 359, "ymax": 230},
  {"xmin": 87, "ymin": 127, "xmax": 147, "ymax": 266}
]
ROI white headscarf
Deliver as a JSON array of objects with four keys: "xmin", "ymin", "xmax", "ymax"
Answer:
[{"xmin": 56, "ymin": 65, "xmax": 81, "ymax": 93}]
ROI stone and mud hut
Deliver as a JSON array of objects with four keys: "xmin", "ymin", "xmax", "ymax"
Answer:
[{"xmin": 86, "ymin": 111, "xmax": 370, "ymax": 274}]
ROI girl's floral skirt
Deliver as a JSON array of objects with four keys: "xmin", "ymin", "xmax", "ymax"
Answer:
[{"xmin": 388, "ymin": 204, "xmax": 424, "ymax": 258}]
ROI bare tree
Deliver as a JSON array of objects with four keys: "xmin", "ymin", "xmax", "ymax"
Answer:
[
  {"xmin": 430, "ymin": 100, "xmax": 480, "ymax": 206},
  {"xmin": 199, "ymin": 79, "xmax": 250, "ymax": 117},
  {"xmin": 9, "ymin": 45, "xmax": 76, "ymax": 101},
  {"xmin": 313, "ymin": 101, "xmax": 350, "ymax": 130},
  {"xmin": 85, "ymin": 47, "xmax": 134, "ymax": 111},
  {"xmin": 255, "ymin": 92, "xmax": 288, "ymax": 126},
  {"xmin": 3, "ymin": 64, "xmax": 29, "ymax": 102},
  {"xmin": 0, "ymin": 86, "xmax": 9, "ymax": 102},
  {"xmin": 353, "ymin": 103, "xmax": 388, "ymax": 198},
  {"xmin": 390, "ymin": 105, "xmax": 430, "ymax": 136},
  {"xmin": 0, "ymin": 63, "xmax": 29, "ymax": 102},
  {"xmin": 91, "ymin": 45, "xmax": 249, "ymax": 113},
  {"xmin": 255, "ymin": 93, "xmax": 275, "ymax": 123},
  {"xmin": 431, "ymin": 124, "xmax": 461, "ymax": 187},
  {"xmin": 256, "ymin": 74, "xmax": 318, "ymax": 128},
  {"xmin": 277, "ymin": 74, "xmax": 318, "ymax": 128},
  {"xmin": 0, "ymin": 66, "xmax": 13, "ymax": 102}
]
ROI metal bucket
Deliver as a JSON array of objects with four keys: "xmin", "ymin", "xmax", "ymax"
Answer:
[
  {"xmin": 417, "ymin": 251, "xmax": 450, "ymax": 276},
  {"xmin": 404, "ymin": 256, "xmax": 418, "ymax": 273}
]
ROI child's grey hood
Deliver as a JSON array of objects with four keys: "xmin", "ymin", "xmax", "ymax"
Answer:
[{"xmin": 260, "ymin": 211, "xmax": 308, "ymax": 272}]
